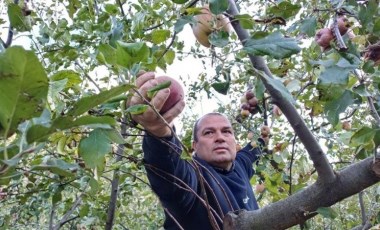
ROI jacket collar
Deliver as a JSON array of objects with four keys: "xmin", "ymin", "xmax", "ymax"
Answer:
[{"xmin": 192, "ymin": 154, "xmax": 235, "ymax": 174}]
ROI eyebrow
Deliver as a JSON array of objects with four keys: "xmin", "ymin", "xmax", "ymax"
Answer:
[{"xmin": 201, "ymin": 126, "xmax": 233, "ymax": 131}]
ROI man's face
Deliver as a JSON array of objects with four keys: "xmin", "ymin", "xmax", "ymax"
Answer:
[{"xmin": 192, "ymin": 114, "xmax": 237, "ymax": 170}]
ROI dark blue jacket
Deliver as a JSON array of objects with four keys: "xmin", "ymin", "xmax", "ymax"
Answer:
[{"xmin": 143, "ymin": 135, "xmax": 263, "ymax": 230}]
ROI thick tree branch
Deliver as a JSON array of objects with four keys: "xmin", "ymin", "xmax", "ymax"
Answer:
[
  {"xmin": 224, "ymin": 157, "xmax": 380, "ymax": 229},
  {"xmin": 226, "ymin": 0, "xmax": 336, "ymax": 182}
]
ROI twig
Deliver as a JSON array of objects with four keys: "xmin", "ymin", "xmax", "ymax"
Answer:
[
  {"xmin": 116, "ymin": 0, "xmax": 125, "ymax": 17},
  {"xmin": 288, "ymin": 134, "xmax": 297, "ymax": 195},
  {"xmin": 105, "ymin": 116, "xmax": 127, "ymax": 230},
  {"xmin": 157, "ymin": 31, "xmax": 178, "ymax": 63},
  {"xmin": 358, "ymin": 191, "xmax": 366, "ymax": 225},
  {"xmin": 144, "ymin": 163, "xmax": 223, "ymax": 224},
  {"xmin": 49, "ymin": 204, "xmax": 56, "ymax": 229},
  {"xmin": 53, "ymin": 195, "xmax": 83, "ymax": 230},
  {"xmin": 74, "ymin": 61, "xmax": 101, "ymax": 92},
  {"xmin": 144, "ymin": 22, "xmax": 165, "ymax": 32}
]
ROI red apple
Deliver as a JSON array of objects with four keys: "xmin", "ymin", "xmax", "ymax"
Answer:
[
  {"xmin": 241, "ymin": 109, "xmax": 250, "ymax": 118},
  {"xmin": 261, "ymin": 125, "xmax": 270, "ymax": 137},
  {"xmin": 273, "ymin": 105, "xmax": 282, "ymax": 117},
  {"xmin": 337, "ymin": 16, "xmax": 350, "ymax": 35},
  {"xmin": 342, "ymin": 121, "xmax": 351, "ymax": 131},
  {"xmin": 255, "ymin": 183, "xmax": 265, "ymax": 193},
  {"xmin": 315, "ymin": 28, "xmax": 334, "ymax": 51},
  {"xmin": 240, "ymin": 103, "xmax": 250, "ymax": 110},
  {"xmin": 155, "ymin": 76, "xmax": 184, "ymax": 114},
  {"xmin": 248, "ymin": 97, "xmax": 258, "ymax": 107},
  {"xmin": 245, "ymin": 91, "xmax": 255, "ymax": 100}
]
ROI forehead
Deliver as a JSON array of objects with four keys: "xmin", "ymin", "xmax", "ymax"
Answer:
[{"xmin": 197, "ymin": 115, "xmax": 232, "ymax": 130}]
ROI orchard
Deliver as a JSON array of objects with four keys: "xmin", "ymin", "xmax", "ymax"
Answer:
[{"xmin": 0, "ymin": 0, "xmax": 380, "ymax": 230}]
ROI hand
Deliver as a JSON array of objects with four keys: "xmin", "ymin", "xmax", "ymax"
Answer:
[{"xmin": 128, "ymin": 71, "xmax": 185, "ymax": 137}]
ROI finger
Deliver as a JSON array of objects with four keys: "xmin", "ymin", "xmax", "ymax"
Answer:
[
  {"xmin": 136, "ymin": 71, "xmax": 155, "ymax": 88},
  {"xmin": 139, "ymin": 78, "xmax": 159, "ymax": 99},
  {"xmin": 161, "ymin": 99, "xmax": 185, "ymax": 123},
  {"xmin": 150, "ymin": 88, "xmax": 170, "ymax": 112}
]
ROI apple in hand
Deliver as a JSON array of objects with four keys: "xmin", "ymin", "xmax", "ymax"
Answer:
[{"xmin": 154, "ymin": 76, "xmax": 184, "ymax": 114}]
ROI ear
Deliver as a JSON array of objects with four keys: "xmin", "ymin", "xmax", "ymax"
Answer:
[{"xmin": 192, "ymin": 141, "xmax": 197, "ymax": 152}]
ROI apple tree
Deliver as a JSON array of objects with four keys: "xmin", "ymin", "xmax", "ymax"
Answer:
[{"xmin": 0, "ymin": 0, "xmax": 379, "ymax": 229}]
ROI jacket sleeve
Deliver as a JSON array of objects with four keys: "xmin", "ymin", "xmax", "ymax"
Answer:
[
  {"xmin": 142, "ymin": 134, "xmax": 198, "ymax": 209},
  {"xmin": 235, "ymin": 138, "xmax": 265, "ymax": 178}
]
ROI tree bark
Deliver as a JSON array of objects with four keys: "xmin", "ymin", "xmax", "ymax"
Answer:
[{"xmin": 224, "ymin": 158, "xmax": 380, "ymax": 229}]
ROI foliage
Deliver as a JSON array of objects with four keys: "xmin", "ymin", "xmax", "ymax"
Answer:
[{"xmin": 0, "ymin": 0, "xmax": 379, "ymax": 229}]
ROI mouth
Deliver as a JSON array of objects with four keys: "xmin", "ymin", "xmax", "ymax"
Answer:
[{"xmin": 213, "ymin": 146, "xmax": 228, "ymax": 151}]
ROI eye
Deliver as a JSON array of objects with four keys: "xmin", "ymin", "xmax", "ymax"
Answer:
[
  {"xmin": 204, "ymin": 130, "xmax": 213, "ymax": 136},
  {"xmin": 223, "ymin": 129, "xmax": 233, "ymax": 134}
]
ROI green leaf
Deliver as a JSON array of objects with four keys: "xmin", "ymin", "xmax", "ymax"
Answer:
[
  {"xmin": 209, "ymin": 31, "xmax": 230, "ymax": 47},
  {"xmin": 171, "ymin": 0, "xmax": 189, "ymax": 4},
  {"xmin": 353, "ymin": 84, "xmax": 372, "ymax": 97},
  {"xmin": 299, "ymin": 17, "xmax": 317, "ymax": 37},
  {"xmin": 126, "ymin": 104, "xmax": 149, "ymax": 115},
  {"xmin": 351, "ymin": 126, "xmax": 376, "ymax": 147},
  {"xmin": 8, "ymin": 3, "xmax": 30, "ymax": 31},
  {"xmin": 316, "ymin": 207, "xmax": 338, "ymax": 219},
  {"xmin": 243, "ymin": 32, "xmax": 301, "ymax": 59},
  {"xmin": 151, "ymin": 29, "xmax": 171, "ymax": 44},
  {"xmin": 147, "ymin": 80, "xmax": 171, "ymax": 98},
  {"xmin": 116, "ymin": 41, "xmax": 150, "ymax": 69},
  {"xmin": 373, "ymin": 18, "xmax": 380, "ymax": 36},
  {"xmin": 324, "ymin": 90, "xmax": 361, "ymax": 126},
  {"xmin": 31, "ymin": 158, "xmax": 78, "ymax": 178},
  {"xmin": 79, "ymin": 204, "xmax": 90, "ymax": 217},
  {"xmin": 97, "ymin": 44, "xmax": 117, "ymax": 65},
  {"xmin": 261, "ymin": 74, "xmax": 296, "ymax": 105},
  {"xmin": 101, "ymin": 129, "xmax": 126, "ymax": 144},
  {"xmin": 373, "ymin": 129, "xmax": 380, "ymax": 147},
  {"xmin": 50, "ymin": 70, "xmax": 82, "ymax": 89},
  {"xmin": 235, "ymin": 14, "xmax": 255, "ymax": 29},
  {"xmin": 27, "ymin": 115, "xmax": 116, "ymax": 143},
  {"xmin": 68, "ymin": 0, "xmax": 81, "ymax": 18},
  {"xmin": 316, "ymin": 57, "xmax": 358, "ymax": 86},
  {"xmin": 52, "ymin": 186, "xmax": 64, "ymax": 205},
  {"xmin": 211, "ymin": 82, "xmax": 230, "ymax": 95},
  {"xmin": 104, "ymin": 4, "xmax": 119, "ymax": 15},
  {"xmin": 209, "ymin": 0, "xmax": 229, "ymax": 15},
  {"xmin": 174, "ymin": 15, "xmax": 193, "ymax": 33},
  {"xmin": 267, "ymin": 1, "xmax": 301, "ymax": 19},
  {"xmin": 0, "ymin": 46, "xmax": 49, "ymax": 137},
  {"xmin": 164, "ymin": 50, "xmax": 176, "ymax": 64},
  {"xmin": 79, "ymin": 129, "xmax": 114, "ymax": 168},
  {"xmin": 67, "ymin": 84, "xmax": 134, "ymax": 117}
]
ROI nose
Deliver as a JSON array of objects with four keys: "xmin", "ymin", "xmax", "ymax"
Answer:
[{"xmin": 214, "ymin": 131, "xmax": 225, "ymax": 142}]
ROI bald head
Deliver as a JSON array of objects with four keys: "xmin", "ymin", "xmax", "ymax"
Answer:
[{"xmin": 192, "ymin": 113, "xmax": 231, "ymax": 142}]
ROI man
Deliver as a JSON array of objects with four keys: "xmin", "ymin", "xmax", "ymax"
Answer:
[{"xmin": 129, "ymin": 72, "xmax": 264, "ymax": 229}]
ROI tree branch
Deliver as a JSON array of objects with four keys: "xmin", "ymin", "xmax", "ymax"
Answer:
[
  {"xmin": 224, "ymin": 157, "xmax": 380, "ymax": 229},
  {"xmin": 226, "ymin": 0, "xmax": 336, "ymax": 182},
  {"xmin": 53, "ymin": 195, "xmax": 82, "ymax": 230},
  {"xmin": 105, "ymin": 117, "xmax": 127, "ymax": 230}
]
